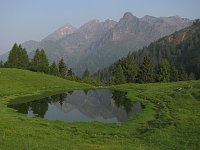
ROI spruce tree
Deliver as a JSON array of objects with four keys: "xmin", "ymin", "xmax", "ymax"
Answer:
[
  {"xmin": 108, "ymin": 76, "xmax": 115, "ymax": 85},
  {"xmin": 82, "ymin": 68, "xmax": 90, "ymax": 80},
  {"xmin": 158, "ymin": 59, "xmax": 170, "ymax": 82},
  {"xmin": 31, "ymin": 48, "xmax": 49, "ymax": 73},
  {"xmin": 114, "ymin": 64, "xmax": 126, "ymax": 84},
  {"xmin": 170, "ymin": 65, "xmax": 179, "ymax": 82},
  {"xmin": 31, "ymin": 48, "xmax": 40, "ymax": 71},
  {"xmin": 137, "ymin": 54, "xmax": 154, "ymax": 83},
  {"xmin": 18, "ymin": 45, "xmax": 29, "ymax": 69},
  {"xmin": 49, "ymin": 61, "xmax": 60, "ymax": 76},
  {"xmin": 188, "ymin": 72, "xmax": 196, "ymax": 80},
  {"xmin": 7, "ymin": 43, "xmax": 29, "ymax": 69},
  {"xmin": 67, "ymin": 68, "xmax": 74, "ymax": 77},
  {"xmin": 59, "ymin": 58, "xmax": 68, "ymax": 78},
  {"xmin": 7, "ymin": 43, "xmax": 19, "ymax": 68},
  {"xmin": 0, "ymin": 61, "xmax": 4, "ymax": 68},
  {"xmin": 39, "ymin": 49, "xmax": 49, "ymax": 73},
  {"xmin": 179, "ymin": 65, "xmax": 188, "ymax": 81},
  {"xmin": 122, "ymin": 52, "xmax": 137, "ymax": 83}
]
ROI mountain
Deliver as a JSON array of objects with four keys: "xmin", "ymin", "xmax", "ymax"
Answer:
[
  {"xmin": 95, "ymin": 20, "xmax": 200, "ymax": 82},
  {"xmin": 57, "ymin": 19, "xmax": 117, "ymax": 65},
  {"xmin": 22, "ymin": 40, "xmax": 40, "ymax": 52},
  {"xmin": 0, "ymin": 12, "xmax": 193, "ymax": 75},
  {"xmin": 140, "ymin": 15, "xmax": 192, "ymax": 37},
  {"xmin": 0, "ymin": 53, "xmax": 9, "ymax": 62},
  {"xmin": 74, "ymin": 13, "xmax": 192, "ymax": 75},
  {"xmin": 43, "ymin": 24, "xmax": 77, "ymax": 42},
  {"xmin": 28, "ymin": 19, "xmax": 116, "ymax": 67}
]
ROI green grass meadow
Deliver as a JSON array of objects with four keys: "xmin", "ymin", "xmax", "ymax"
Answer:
[{"xmin": 0, "ymin": 68, "xmax": 200, "ymax": 150}]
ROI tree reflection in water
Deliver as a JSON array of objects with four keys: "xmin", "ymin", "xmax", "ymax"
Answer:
[
  {"xmin": 8, "ymin": 90, "xmax": 141, "ymax": 123},
  {"xmin": 112, "ymin": 90, "xmax": 133, "ymax": 114}
]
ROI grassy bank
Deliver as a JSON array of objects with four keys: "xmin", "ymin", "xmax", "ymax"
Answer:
[{"xmin": 0, "ymin": 68, "xmax": 200, "ymax": 150}]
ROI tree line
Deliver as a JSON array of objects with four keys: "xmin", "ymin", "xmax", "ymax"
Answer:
[
  {"xmin": 96, "ymin": 52, "xmax": 196, "ymax": 85},
  {"xmin": 0, "ymin": 43, "xmax": 197, "ymax": 85},
  {"xmin": 0, "ymin": 43, "xmax": 100, "ymax": 84},
  {"xmin": 1, "ymin": 20, "xmax": 199, "ymax": 85},
  {"xmin": 0, "ymin": 43, "xmax": 72, "ymax": 79}
]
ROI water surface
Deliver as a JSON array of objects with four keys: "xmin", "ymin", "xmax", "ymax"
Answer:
[{"xmin": 8, "ymin": 89, "xmax": 142, "ymax": 123}]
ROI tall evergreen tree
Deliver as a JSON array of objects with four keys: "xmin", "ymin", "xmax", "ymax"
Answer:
[
  {"xmin": 0, "ymin": 61, "xmax": 4, "ymax": 68},
  {"xmin": 18, "ymin": 45, "xmax": 29, "ymax": 69},
  {"xmin": 7, "ymin": 43, "xmax": 29, "ymax": 69},
  {"xmin": 49, "ymin": 61, "xmax": 60, "ymax": 76},
  {"xmin": 122, "ymin": 52, "xmax": 137, "ymax": 82},
  {"xmin": 108, "ymin": 76, "xmax": 115, "ymax": 85},
  {"xmin": 67, "ymin": 68, "xmax": 74, "ymax": 77},
  {"xmin": 82, "ymin": 68, "xmax": 90, "ymax": 80},
  {"xmin": 158, "ymin": 59, "xmax": 171, "ymax": 82},
  {"xmin": 31, "ymin": 48, "xmax": 49, "ymax": 73},
  {"xmin": 39, "ymin": 49, "xmax": 49, "ymax": 73},
  {"xmin": 197, "ymin": 56, "xmax": 200, "ymax": 79},
  {"xmin": 188, "ymin": 72, "xmax": 196, "ymax": 80},
  {"xmin": 7, "ymin": 43, "xmax": 18, "ymax": 68},
  {"xmin": 58, "ymin": 58, "xmax": 68, "ymax": 78},
  {"xmin": 31, "ymin": 48, "xmax": 40, "ymax": 71},
  {"xmin": 114, "ymin": 64, "xmax": 126, "ymax": 84},
  {"xmin": 179, "ymin": 65, "xmax": 188, "ymax": 81},
  {"xmin": 170, "ymin": 65, "xmax": 179, "ymax": 82},
  {"xmin": 137, "ymin": 54, "xmax": 154, "ymax": 83}
]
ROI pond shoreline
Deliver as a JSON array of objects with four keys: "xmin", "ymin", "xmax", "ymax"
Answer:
[{"xmin": 8, "ymin": 89, "xmax": 142, "ymax": 123}]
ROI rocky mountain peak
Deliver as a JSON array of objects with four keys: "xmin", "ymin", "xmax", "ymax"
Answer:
[
  {"xmin": 43, "ymin": 23, "xmax": 76, "ymax": 42},
  {"xmin": 141, "ymin": 15, "xmax": 157, "ymax": 22},
  {"xmin": 123, "ymin": 12, "xmax": 134, "ymax": 18},
  {"xmin": 117, "ymin": 12, "xmax": 139, "ymax": 28},
  {"xmin": 112, "ymin": 12, "xmax": 140, "ymax": 41},
  {"xmin": 59, "ymin": 24, "xmax": 77, "ymax": 34},
  {"xmin": 122, "ymin": 12, "xmax": 138, "ymax": 21},
  {"xmin": 104, "ymin": 19, "xmax": 117, "ymax": 25},
  {"xmin": 79, "ymin": 19, "xmax": 100, "ymax": 29}
]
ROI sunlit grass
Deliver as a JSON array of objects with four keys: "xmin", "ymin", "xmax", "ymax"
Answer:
[{"xmin": 0, "ymin": 68, "xmax": 200, "ymax": 149}]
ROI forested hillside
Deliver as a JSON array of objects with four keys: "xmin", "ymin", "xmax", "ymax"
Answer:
[{"xmin": 95, "ymin": 20, "xmax": 200, "ymax": 84}]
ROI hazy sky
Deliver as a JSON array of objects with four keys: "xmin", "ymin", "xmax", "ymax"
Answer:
[{"xmin": 0, "ymin": 0, "xmax": 200, "ymax": 54}]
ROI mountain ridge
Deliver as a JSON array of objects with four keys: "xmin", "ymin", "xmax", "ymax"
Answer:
[
  {"xmin": 94, "ymin": 21, "xmax": 200, "ymax": 82},
  {"xmin": 0, "ymin": 12, "xmax": 193, "ymax": 75},
  {"xmin": 43, "ymin": 24, "xmax": 77, "ymax": 42}
]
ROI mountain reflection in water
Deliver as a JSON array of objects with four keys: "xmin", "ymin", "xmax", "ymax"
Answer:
[{"xmin": 8, "ymin": 90, "xmax": 142, "ymax": 123}]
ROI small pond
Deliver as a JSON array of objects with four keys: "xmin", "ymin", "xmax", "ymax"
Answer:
[{"xmin": 8, "ymin": 89, "xmax": 142, "ymax": 123}]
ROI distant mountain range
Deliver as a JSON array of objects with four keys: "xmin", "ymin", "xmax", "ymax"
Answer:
[{"xmin": 0, "ymin": 12, "xmax": 193, "ymax": 75}]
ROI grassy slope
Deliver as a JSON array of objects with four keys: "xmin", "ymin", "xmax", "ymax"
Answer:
[{"xmin": 0, "ymin": 68, "xmax": 200, "ymax": 150}]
